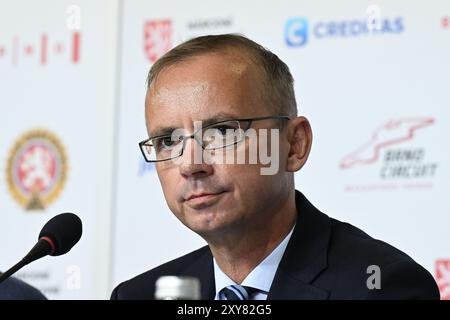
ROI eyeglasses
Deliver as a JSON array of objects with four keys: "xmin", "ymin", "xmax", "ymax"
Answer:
[{"xmin": 139, "ymin": 115, "xmax": 290, "ymax": 163}]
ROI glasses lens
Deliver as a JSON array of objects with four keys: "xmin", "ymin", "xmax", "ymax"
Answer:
[
  {"xmin": 202, "ymin": 121, "xmax": 244, "ymax": 150},
  {"xmin": 141, "ymin": 142, "xmax": 158, "ymax": 161},
  {"xmin": 141, "ymin": 134, "xmax": 183, "ymax": 162}
]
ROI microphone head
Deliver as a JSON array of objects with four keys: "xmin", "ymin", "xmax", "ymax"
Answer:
[{"xmin": 38, "ymin": 213, "xmax": 82, "ymax": 256}]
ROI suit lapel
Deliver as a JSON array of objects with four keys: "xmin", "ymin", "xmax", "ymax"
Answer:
[
  {"xmin": 182, "ymin": 247, "xmax": 216, "ymax": 299},
  {"xmin": 267, "ymin": 191, "xmax": 331, "ymax": 300},
  {"xmin": 267, "ymin": 272, "xmax": 329, "ymax": 299},
  {"xmin": 199, "ymin": 255, "xmax": 216, "ymax": 300}
]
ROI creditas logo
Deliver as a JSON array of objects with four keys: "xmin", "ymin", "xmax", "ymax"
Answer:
[
  {"xmin": 6, "ymin": 129, "xmax": 68, "ymax": 210},
  {"xmin": 285, "ymin": 18, "xmax": 309, "ymax": 47},
  {"xmin": 340, "ymin": 118, "xmax": 438, "ymax": 192},
  {"xmin": 436, "ymin": 260, "xmax": 450, "ymax": 300},
  {"xmin": 285, "ymin": 16, "xmax": 404, "ymax": 47},
  {"xmin": 143, "ymin": 19, "xmax": 172, "ymax": 63}
]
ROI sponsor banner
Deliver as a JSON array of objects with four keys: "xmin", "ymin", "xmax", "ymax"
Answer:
[
  {"xmin": 3, "ymin": 0, "xmax": 447, "ymax": 299},
  {"xmin": 0, "ymin": 0, "xmax": 114, "ymax": 299},
  {"xmin": 113, "ymin": 0, "xmax": 450, "ymax": 301}
]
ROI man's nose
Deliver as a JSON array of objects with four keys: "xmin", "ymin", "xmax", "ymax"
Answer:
[{"xmin": 178, "ymin": 137, "xmax": 213, "ymax": 178}]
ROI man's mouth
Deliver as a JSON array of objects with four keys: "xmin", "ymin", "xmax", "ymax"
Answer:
[{"xmin": 184, "ymin": 191, "xmax": 227, "ymax": 208}]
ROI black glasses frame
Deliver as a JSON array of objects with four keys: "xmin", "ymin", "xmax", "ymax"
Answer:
[{"xmin": 138, "ymin": 115, "xmax": 290, "ymax": 163}]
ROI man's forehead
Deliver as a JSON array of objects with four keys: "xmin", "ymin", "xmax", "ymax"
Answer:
[
  {"xmin": 229, "ymin": 60, "xmax": 250, "ymax": 77},
  {"xmin": 145, "ymin": 51, "xmax": 263, "ymax": 136},
  {"xmin": 146, "ymin": 50, "xmax": 260, "ymax": 103},
  {"xmin": 148, "ymin": 81, "xmax": 209, "ymax": 105},
  {"xmin": 152, "ymin": 50, "xmax": 254, "ymax": 85}
]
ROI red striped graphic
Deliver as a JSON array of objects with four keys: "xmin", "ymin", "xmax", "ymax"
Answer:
[
  {"xmin": 72, "ymin": 31, "xmax": 80, "ymax": 63},
  {"xmin": 41, "ymin": 34, "xmax": 47, "ymax": 64},
  {"xmin": 2, "ymin": 32, "xmax": 80, "ymax": 66}
]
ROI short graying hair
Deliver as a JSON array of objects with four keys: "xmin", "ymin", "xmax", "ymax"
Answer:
[{"xmin": 146, "ymin": 34, "xmax": 297, "ymax": 117}]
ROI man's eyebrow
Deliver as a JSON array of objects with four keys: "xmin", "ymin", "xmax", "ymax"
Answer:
[
  {"xmin": 149, "ymin": 126, "xmax": 178, "ymax": 138},
  {"xmin": 201, "ymin": 112, "xmax": 239, "ymax": 126},
  {"xmin": 149, "ymin": 112, "xmax": 239, "ymax": 137}
]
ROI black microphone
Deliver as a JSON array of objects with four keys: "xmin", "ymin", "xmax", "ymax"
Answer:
[{"xmin": 0, "ymin": 213, "xmax": 82, "ymax": 284}]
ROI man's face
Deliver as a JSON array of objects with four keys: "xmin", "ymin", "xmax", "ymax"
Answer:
[{"xmin": 145, "ymin": 51, "xmax": 291, "ymax": 239}]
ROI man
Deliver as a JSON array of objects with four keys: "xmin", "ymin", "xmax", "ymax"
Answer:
[
  {"xmin": 112, "ymin": 34, "xmax": 439, "ymax": 299},
  {"xmin": 0, "ymin": 274, "xmax": 47, "ymax": 300}
]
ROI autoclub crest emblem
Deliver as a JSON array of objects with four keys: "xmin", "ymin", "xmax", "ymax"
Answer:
[{"xmin": 6, "ymin": 128, "xmax": 68, "ymax": 211}]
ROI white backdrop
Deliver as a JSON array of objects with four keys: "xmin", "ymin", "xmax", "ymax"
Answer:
[
  {"xmin": 112, "ymin": 0, "xmax": 450, "ymax": 299},
  {"xmin": 0, "ymin": 0, "xmax": 117, "ymax": 299},
  {"xmin": 1, "ymin": 0, "xmax": 449, "ymax": 299}
]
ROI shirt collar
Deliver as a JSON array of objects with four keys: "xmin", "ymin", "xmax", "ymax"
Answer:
[{"xmin": 214, "ymin": 225, "xmax": 295, "ymax": 297}]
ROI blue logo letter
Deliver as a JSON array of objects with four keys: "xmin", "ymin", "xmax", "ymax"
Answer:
[{"xmin": 285, "ymin": 17, "xmax": 308, "ymax": 47}]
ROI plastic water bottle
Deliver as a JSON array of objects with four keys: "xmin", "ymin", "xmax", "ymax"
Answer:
[{"xmin": 155, "ymin": 276, "xmax": 201, "ymax": 300}]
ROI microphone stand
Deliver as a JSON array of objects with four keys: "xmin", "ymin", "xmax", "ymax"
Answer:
[{"xmin": 0, "ymin": 239, "xmax": 53, "ymax": 284}]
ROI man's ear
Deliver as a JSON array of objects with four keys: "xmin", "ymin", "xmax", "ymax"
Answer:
[{"xmin": 286, "ymin": 116, "xmax": 313, "ymax": 172}]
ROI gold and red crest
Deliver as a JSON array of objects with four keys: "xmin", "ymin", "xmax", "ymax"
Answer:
[{"xmin": 6, "ymin": 129, "xmax": 68, "ymax": 211}]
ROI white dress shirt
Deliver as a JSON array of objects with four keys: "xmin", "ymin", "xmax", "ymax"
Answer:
[{"xmin": 214, "ymin": 225, "xmax": 295, "ymax": 300}]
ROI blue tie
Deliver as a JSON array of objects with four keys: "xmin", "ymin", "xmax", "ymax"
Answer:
[{"xmin": 220, "ymin": 285, "xmax": 259, "ymax": 300}]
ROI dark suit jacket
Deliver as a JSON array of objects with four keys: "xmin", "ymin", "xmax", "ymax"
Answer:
[
  {"xmin": 111, "ymin": 190, "xmax": 440, "ymax": 299},
  {"xmin": 0, "ymin": 275, "xmax": 47, "ymax": 300}
]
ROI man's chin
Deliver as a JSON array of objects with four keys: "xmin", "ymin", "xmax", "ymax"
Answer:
[{"xmin": 184, "ymin": 213, "xmax": 234, "ymax": 238}]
